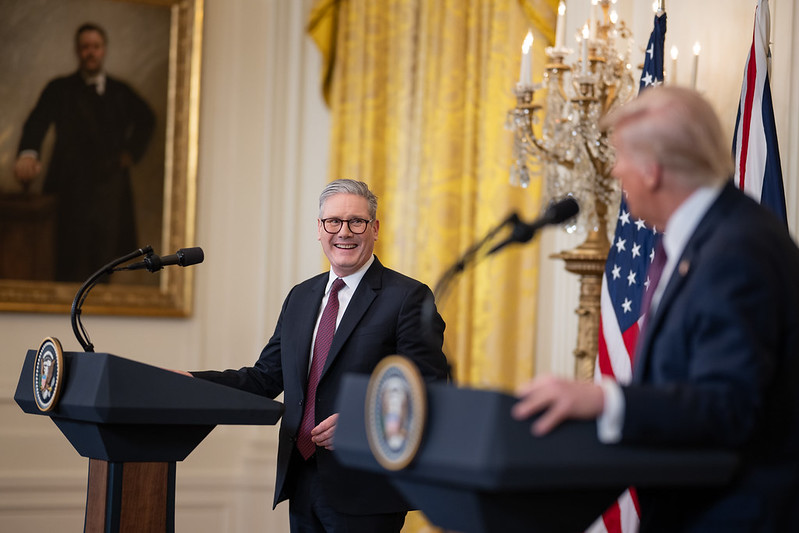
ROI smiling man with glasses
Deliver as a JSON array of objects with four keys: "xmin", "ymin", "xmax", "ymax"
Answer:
[
  {"xmin": 192, "ymin": 179, "xmax": 448, "ymax": 532},
  {"xmin": 317, "ymin": 181, "xmax": 379, "ymax": 279}
]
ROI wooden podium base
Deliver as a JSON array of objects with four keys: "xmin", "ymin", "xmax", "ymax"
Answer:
[{"xmin": 85, "ymin": 459, "xmax": 176, "ymax": 533}]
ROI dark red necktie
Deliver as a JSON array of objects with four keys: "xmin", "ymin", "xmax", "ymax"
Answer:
[
  {"xmin": 297, "ymin": 278, "xmax": 346, "ymax": 460},
  {"xmin": 641, "ymin": 238, "xmax": 667, "ymax": 332}
]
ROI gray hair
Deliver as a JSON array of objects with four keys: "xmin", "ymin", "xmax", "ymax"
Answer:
[
  {"xmin": 600, "ymin": 86, "xmax": 733, "ymax": 188},
  {"xmin": 318, "ymin": 179, "xmax": 378, "ymax": 219}
]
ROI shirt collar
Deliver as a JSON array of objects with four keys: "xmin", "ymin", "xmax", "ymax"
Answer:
[
  {"xmin": 325, "ymin": 255, "xmax": 375, "ymax": 293},
  {"xmin": 81, "ymin": 71, "xmax": 106, "ymax": 95},
  {"xmin": 662, "ymin": 184, "xmax": 723, "ymax": 264}
]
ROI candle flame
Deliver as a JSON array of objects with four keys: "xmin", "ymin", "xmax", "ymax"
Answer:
[
  {"xmin": 522, "ymin": 31, "xmax": 534, "ymax": 53},
  {"xmin": 581, "ymin": 24, "xmax": 590, "ymax": 40},
  {"xmin": 670, "ymin": 45, "xmax": 679, "ymax": 60},
  {"xmin": 693, "ymin": 41, "xmax": 701, "ymax": 55},
  {"xmin": 610, "ymin": 10, "xmax": 619, "ymax": 24},
  {"xmin": 558, "ymin": 0, "xmax": 565, "ymax": 16}
]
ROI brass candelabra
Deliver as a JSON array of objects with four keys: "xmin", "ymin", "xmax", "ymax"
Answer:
[{"xmin": 507, "ymin": 0, "xmax": 640, "ymax": 380}]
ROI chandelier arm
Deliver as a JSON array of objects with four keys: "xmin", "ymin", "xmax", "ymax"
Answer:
[
  {"xmin": 583, "ymin": 138, "xmax": 605, "ymax": 178},
  {"xmin": 557, "ymin": 77, "xmax": 569, "ymax": 102},
  {"xmin": 523, "ymin": 129, "xmax": 575, "ymax": 170}
]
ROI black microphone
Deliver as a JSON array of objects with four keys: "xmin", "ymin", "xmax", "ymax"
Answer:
[
  {"xmin": 488, "ymin": 197, "xmax": 579, "ymax": 255},
  {"xmin": 123, "ymin": 247, "xmax": 205, "ymax": 272}
]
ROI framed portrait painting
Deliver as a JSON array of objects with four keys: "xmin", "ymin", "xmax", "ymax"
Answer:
[{"xmin": 0, "ymin": 0, "xmax": 202, "ymax": 316}]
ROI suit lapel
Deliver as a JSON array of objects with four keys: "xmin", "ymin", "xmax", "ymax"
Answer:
[
  {"xmin": 633, "ymin": 184, "xmax": 735, "ymax": 381},
  {"xmin": 294, "ymin": 275, "xmax": 327, "ymax": 394},
  {"xmin": 320, "ymin": 258, "xmax": 384, "ymax": 378}
]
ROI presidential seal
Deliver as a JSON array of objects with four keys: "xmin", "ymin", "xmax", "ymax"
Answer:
[
  {"xmin": 33, "ymin": 337, "xmax": 65, "ymax": 412},
  {"xmin": 365, "ymin": 355, "xmax": 427, "ymax": 471}
]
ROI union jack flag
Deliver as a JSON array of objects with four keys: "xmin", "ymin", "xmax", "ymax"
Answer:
[{"xmin": 732, "ymin": 0, "xmax": 787, "ymax": 224}]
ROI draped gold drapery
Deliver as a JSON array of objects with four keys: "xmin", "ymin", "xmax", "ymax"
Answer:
[
  {"xmin": 309, "ymin": 0, "xmax": 557, "ymax": 390},
  {"xmin": 309, "ymin": 1, "xmax": 556, "ymax": 530},
  {"xmin": 309, "ymin": 0, "xmax": 557, "ymax": 393}
]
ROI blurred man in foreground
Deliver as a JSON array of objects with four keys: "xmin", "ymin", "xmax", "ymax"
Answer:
[{"xmin": 512, "ymin": 87, "xmax": 799, "ymax": 531}]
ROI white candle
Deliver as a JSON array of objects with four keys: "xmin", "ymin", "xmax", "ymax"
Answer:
[
  {"xmin": 581, "ymin": 24, "xmax": 590, "ymax": 75},
  {"xmin": 555, "ymin": 1, "xmax": 566, "ymax": 49},
  {"xmin": 518, "ymin": 31, "xmax": 534, "ymax": 87},
  {"xmin": 590, "ymin": 0, "xmax": 598, "ymax": 39},
  {"xmin": 670, "ymin": 46, "xmax": 678, "ymax": 85},
  {"xmin": 691, "ymin": 41, "xmax": 701, "ymax": 89}
]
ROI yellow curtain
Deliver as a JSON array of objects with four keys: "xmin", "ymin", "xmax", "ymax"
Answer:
[
  {"xmin": 309, "ymin": 0, "xmax": 556, "ymax": 391},
  {"xmin": 309, "ymin": 1, "xmax": 556, "ymax": 530}
]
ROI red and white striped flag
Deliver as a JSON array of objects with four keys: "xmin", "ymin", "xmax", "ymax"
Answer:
[
  {"xmin": 732, "ymin": 0, "xmax": 787, "ymax": 223},
  {"xmin": 590, "ymin": 10, "xmax": 667, "ymax": 533}
]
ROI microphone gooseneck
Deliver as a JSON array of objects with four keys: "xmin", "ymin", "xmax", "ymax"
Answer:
[
  {"xmin": 119, "ymin": 247, "xmax": 205, "ymax": 272},
  {"xmin": 422, "ymin": 197, "xmax": 580, "ymax": 378},
  {"xmin": 71, "ymin": 246, "xmax": 153, "ymax": 352},
  {"xmin": 487, "ymin": 197, "xmax": 579, "ymax": 255},
  {"xmin": 71, "ymin": 246, "xmax": 205, "ymax": 352}
]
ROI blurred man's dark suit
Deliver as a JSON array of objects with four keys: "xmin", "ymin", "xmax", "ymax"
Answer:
[{"xmin": 623, "ymin": 183, "xmax": 799, "ymax": 531}]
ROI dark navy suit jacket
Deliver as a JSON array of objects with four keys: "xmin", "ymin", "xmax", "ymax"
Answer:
[
  {"xmin": 194, "ymin": 257, "xmax": 448, "ymax": 514},
  {"xmin": 623, "ymin": 183, "xmax": 799, "ymax": 531}
]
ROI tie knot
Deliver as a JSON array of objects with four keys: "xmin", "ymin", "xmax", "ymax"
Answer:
[{"xmin": 330, "ymin": 278, "xmax": 345, "ymax": 296}]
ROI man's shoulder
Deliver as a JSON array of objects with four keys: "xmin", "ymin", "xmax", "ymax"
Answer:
[
  {"xmin": 366, "ymin": 260, "xmax": 433, "ymax": 295},
  {"xmin": 691, "ymin": 184, "xmax": 799, "ymax": 271},
  {"xmin": 377, "ymin": 265, "xmax": 427, "ymax": 286},
  {"xmin": 104, "ymin": 74, "xmax": 134, "ymax": 90},
  {"xmin": 42, "ymin": 73, "xmax": 82, "ymax": 90},
  {"xmin": 292, "ymin": 271, "xmax": 328, "ymax": 291}
]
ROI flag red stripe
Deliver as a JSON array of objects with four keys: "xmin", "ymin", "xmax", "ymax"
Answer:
[
  {"xmin": 597, "ymin": 315, "xmax": 616, "ymax": 378},
  {"xmin": 630, "ymin": 487, "xmax": 641, "ymax": 517},
  {"xmin": 601, "ymin": 501, "xmax": 622, "ymax": 533},
  {"xmin": 622, "ymin": 323, "xmax": 639, "ymax": 368},
  {"xmin": 738, "ymin": 28, "xmax": 758, "ymax": 190}
]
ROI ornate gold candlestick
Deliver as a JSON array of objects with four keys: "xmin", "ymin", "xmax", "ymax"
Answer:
[{"xmin": 507, "ymin": 0, "xmax": 637, "ymax": 380}]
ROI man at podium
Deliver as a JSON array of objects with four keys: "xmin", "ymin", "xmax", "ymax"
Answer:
[
  {"xmin": 512, "ymin": 87, "xmax": 799, "ymax": 531},
  {"xmin": 192, "ymin": 179, "xmax": 448, "ymax": 533}
]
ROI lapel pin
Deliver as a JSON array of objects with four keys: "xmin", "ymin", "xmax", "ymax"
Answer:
[{"xmin": 678, "ymin": 260, "xmax": 690, "ymax": 276}]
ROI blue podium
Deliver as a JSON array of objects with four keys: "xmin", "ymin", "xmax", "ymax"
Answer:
[
  {"xmin": 334, "ymin": 374, "xmax": 739, "ymax": 533},
  {"xmin": 15, "ymin": 350, "xmax": 283, "ymax": 533}
]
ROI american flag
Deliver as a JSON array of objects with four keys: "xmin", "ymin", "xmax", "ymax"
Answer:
[
  {"xmin": 732, "ymin": 0, "xmax": 787, "ymax": 224},
  {"xmin": 590, "ymin": 11, "xmax": 666, "ymax": 533}
]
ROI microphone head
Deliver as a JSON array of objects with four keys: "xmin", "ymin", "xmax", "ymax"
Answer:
[
  {"xmin": 176, "ymin": 247, "xmax": 204, "ymax": 267},
  {"xmin": 544, "ymin": 197, "xmax": 580, "ymax": 225}
]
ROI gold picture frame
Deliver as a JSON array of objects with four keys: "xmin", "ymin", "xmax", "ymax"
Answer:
[{"xmin": 0, "ymin": 0, "xmax": 203, "ymax": 317}]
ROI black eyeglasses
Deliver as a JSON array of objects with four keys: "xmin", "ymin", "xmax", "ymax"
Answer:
[{"xmin": 320, "ymin": 218, "xmax": 373, "ymax": 234}]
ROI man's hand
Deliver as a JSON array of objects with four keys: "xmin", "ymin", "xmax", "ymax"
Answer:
[
  {"xmin": 14, "ymin": 155, "xmax": 41, "ymax": 184},
  {"xmin": 511, "ymin": 375, "xmax": 604, "ymax": 436},
  {"xmin": 311, "ymin": 413, "xmax": 339, "ymax": 450}
]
